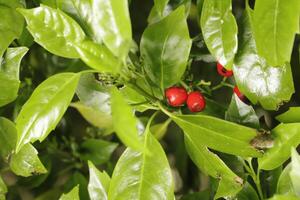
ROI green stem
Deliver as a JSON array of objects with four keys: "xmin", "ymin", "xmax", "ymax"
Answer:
[
  {"xmin": 244, "ymin": 159, "xmax": 264, "ymax": 200},
  {"xmin": 127, "ymin": 82, "xmax": 158, "ymax": 103},
  {"xmin": 180, "ymin": 80, "xmax": 190, "ymax": 91},
  {"xmin": 211, "ymin": 77, "xmax": 234, "ymax": 91},
  {"xmin": 158, "ymin": 102, "xmax": 173, "ymax": 118}
]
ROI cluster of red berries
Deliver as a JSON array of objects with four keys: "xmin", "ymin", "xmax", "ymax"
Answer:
[
  {"xmin": 164, "ymin": 62, "xmax": 246, "ymax": 112},
  {"xmin": 165, "ymin": 86, "xmax": 206, "ymax": 112}
]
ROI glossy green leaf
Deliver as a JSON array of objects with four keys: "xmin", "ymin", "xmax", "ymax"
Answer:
[
  {"xmin": 59, "ymin": 185, "xmax": 79, "ymax": 200},
  {"xmin": 0, "ymin": 47, "xmax": 28, "ymax": 107},
  {"xmin": 276, "ymin": 107, "xmax": 300, "ymax": 123},
  {"xmin": 277, "ymin": 164, "xmax": 294, "ymax": 195},
  {"xmin": 75, "ymin": 40, "xmax": 121, "ymax": 74},
  {"xmin": 108, "ymin": 122, "xmax": 174, "ymax": 200},
  {"xmin": 171, "ymin": 114, "xmax": 261, "ymax": 157},
  {"xmin": 0, "ymin": 0, "xmax": 24, "ymax": 57},
  {"xmin": 233, "ymin": 6, "xmax": 294, "ymax": 110},
  {"xmin": 140, "ymin": 6, "xmax": 192, "ymax": 90},
  {"xmin": 111, "ymin": 87, "xmax": 144, "ymax": 152},
  {"xmin": 290, "ymin": 149, "xmax": 300, "ymax": 196},
  {"xmin": 258, "ymin": 123, "xmax": 300, "ymax": 170},
  {"xmin": 88, "ymin": 161, "xmax": 110, "ymax": 200},
  {"xmin": 75, "ymin": 74, "xmax": 113, "ymax": 131},
  {"xmin": 225, "ymin": 94, "xmax": 259, "ymax": 129},
  {"xmin": 268, "ymin": 194, "xmax": 299, "ymax": 200},
  {"xmin": 184, "ymin": 135, "xmax": 243, "ymax": 198},
  {"xmin": 200, "ymin": 0, "xmax": 237, "ymax": 69},
  {"xmin": 9, "ymin": 144, "xmax": 47, "ymax": 177},
  {"xmin": 15, "ymin": 73, "xmax": 80, "ymax": 152},
  {"xmin": 68, "ymin": 0, "xmax": 131, "ymax": 59},
  {"xmin": 80, "ymin": 139, "xmax": 118, "ymax": 165},
  {"xmin": 253, "ymin": 0, "xmax": 300, "ymax": 66},
  {"xmin": 0, "ymin": 176, "xmax": 7, "ymax": 200},
  {"xmin": 154, "ymin": 0, "xmax": 169, "ymax": 17},
  {"xmin": 0, "ymin": 117, "xmax": 17, "ymax": 159},
  {"xmin": 18, "ymin": 5, "xmax": 86, "ymax": 58}
]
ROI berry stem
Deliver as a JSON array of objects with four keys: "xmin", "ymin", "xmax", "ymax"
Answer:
[{"xmin": 180, "ymin": 80, "xmax": 190, "ymax": 91}]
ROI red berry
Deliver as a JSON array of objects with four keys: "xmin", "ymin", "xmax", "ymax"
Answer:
[
  {"xmin": 187, "ymin": 91, "xmax": 206, "ymax": 112},
  {"xmin": 233, "ymin": 86, "xmax": 246, "ymax": 101},
  {"xmin": 165, "ymin": 86, "xmax": 188, "ymax": 107},
  {"xmin": 217, "ymin": 62, "xmax": 233, "ymax": 77}
]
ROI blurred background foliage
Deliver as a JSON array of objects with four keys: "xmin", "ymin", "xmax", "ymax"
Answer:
[{"xmin": 0, "ymin": 0, "xmax": 299, "ymax": 199}]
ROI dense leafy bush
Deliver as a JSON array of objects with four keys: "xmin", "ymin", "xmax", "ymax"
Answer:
[{"xmin": 0, "ymin": 0, "xmax": 300, "ymax": 199}]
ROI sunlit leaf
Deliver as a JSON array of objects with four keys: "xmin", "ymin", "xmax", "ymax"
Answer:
[
  {"xmin": 15, "ymin": 73, "xmax": 80, "ymax": 152},
  {"xmin": 18, "ymin": 5, "xmax": 86, "ymax": 58},
  {"xmin": 141, "ymin": 6, "xmax": 192, "ymax": 90},
  {"xmin": 0, "ymin": 117, "xmax": 17, "ymax": 159},
  {"xmin": 0, "ymin": 0, "xmax": 24, "ymax": 57},
  {"xmin": 184, "ymin": 135, "xmax": 243, "ymax": 198},
  {"xmin": 111, "ymin": 87, "xmax": 144, "ymax": 151},
  {"xmin": 0, "ymin": 175, "xmax": 7, "ymax": 200},
  {"xmin": 290, "ymin": 149, "xmax": 300, "ymax": 196},
  {"xmin": 276, "ymin": 107, "xmax": 300, "ymax": 123},
  {"xmin": 253, "ymin": 0, "xmax": 300, "ymax": 66},
  {"xmin": 171, "ymin": 114, "xmax": 261, "ymax": 157},
  {"xmin": 108, "ymin": 122, "xmax": 174, "ymax": 200},
  {"xmin": 277, "ymin": 164, "xmax": 294, "ymax": 195},
  {"xmin": 0, "ymin": 47, "xmax": 28, "ymax": 107},
  {"xmin": 258, "ymin": 123, "xmax": 300, "ymax": 170},
  {"xmin": 59, "ymin": 185, "xmax": 79, "ymax": 200},
  {"xmin": 9, "ymin": 144, "xmax": 47, "ymax": 177},
  {"xmin": 88, "ymin": 161, "xmax": 110, "ymax": 200},
  {"xmin": 233, "ymin": 6, "xmax": 294, "ymax": 110},
  {"xmin": 200, "ymin": 0, "xmax": 237, "ymax": 69}
]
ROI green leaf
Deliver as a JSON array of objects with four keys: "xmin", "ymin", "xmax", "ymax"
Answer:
[
  {"xmin": 171, "ymin": 114, "xmax": 261, "ymax": 157},
  {"xmin": 88, "ymin": 161, "xmax": 110, "ymax": 200},
  {"xmin": 290, "ymin": 149, "xmax": 300, "ymax": 196},
  {"xmin": 277, "ymin": 164, "xmax": 294, "ymax": 195},
  {"xmin": 9, "ymin": 143, "xmax": 47, "ymax": 177},
  {"xmin": 63, "ymin": 0, "xmax": 132, "ymax": 59},
  {"xmin": 59, "ymin": 185, "xmax": 79, "ymax": 200},
  {"xmin": 18, "ymin": 5, "xmax": 86, "ymax": 58},
  {"xmin": 15, "ymin": 73, "xmax": 80, "ymax": 152},
  {"xmin": 236, "ymin": 183, "xmax": 259, "ymax": 200},
  {"xmin": 108, "ymin": 122, "xmax": 174, "ymax": 200},
  {"xmin": 151, "ymin": 119, "xmax": 171, "ymax": 140},
  {"xmin": 258, "ymin": 123, "xmax": 300, "ymax": 170},
  {"xmin": 184, "ymin": 135, "xmax": 243, "ymax": 198},
  {"xmin": 110, "ymin": 87, "xmax": 144, "ymax": 152},
  {"xmin": 64, "ymin": 172, "xmax": 89, "ymax": 200},
  {"xmin": 0, "ymin": 47, "xmax": 28, "ymax": 107},
  {"xmin": 200, "ymin": 0, "xmax": 238, "ymax": 69},
  {"xmin": 0, "ymin": 117, "xmax": 17, "ymax": 159},
  {"xmin": 233, "ymin": 6, "xmax": 294, "ymax": 110},
  {"xmin": 75, "ymin": 40, "xmax": 121, "ymax": 74},
  {"xmin": 140, "ymin": 6, "xmax": 192, "ymax": 90},
  {"xmin": 0, "ymin": 175, "xmax": 7, "ymax": 200},
  {"xmin": 71, "ymin": 102, "xmax": 113, "ymax": 131},
  {"xmin": 268, "ymin": 194, "xmax": 300, "ymax": 200},
  {"xmin": 253, "ymin": 0, "xmax": 300, "ymax": 66},
  {"xmin": 80, "ymin": 139, "xmax": 118, "ymax": 165},
  {"xmin": 225, "ymin": 94, "xmax": 259, "ymax": 129},
  {"xmin": 75, "ymin": 73, "xmax": 113, "ymax": 131},
  {"xmin": 154, "ymin": 0, "xmax": 169, "ymax": 17},
  {"xmin": 0, "ymin": 0, "xmax": 24, "ymax": 57},
  {"xmin": 276, "ymin": 107, "xmax": 300, "ymax": 123},
  {"xmin": 120, "ymin": 86, "xmax": 154, "ymax": 112}
]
